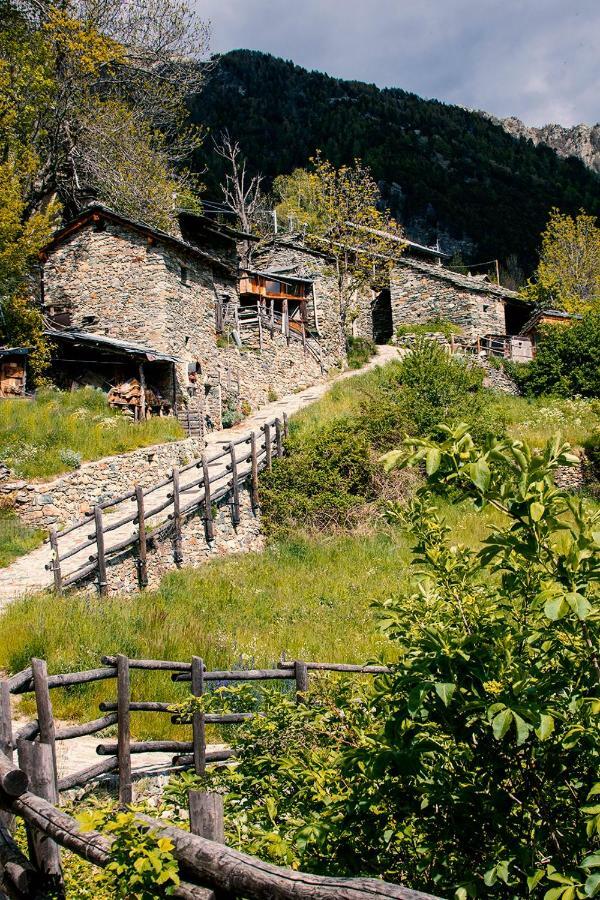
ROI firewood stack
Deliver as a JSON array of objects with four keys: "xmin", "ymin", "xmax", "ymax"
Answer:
[
  {"xmin": 0, "ymin": 360, "xmax": 26, "ymax": 396},
  {"xmin": 107, "ymin": 378, "xmax": 142, "ymax": 409}
]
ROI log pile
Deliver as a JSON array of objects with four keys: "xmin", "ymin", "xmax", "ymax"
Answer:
[
  {"xmin": 107, "ymin": 378, "xmax": 142, "ymax": 408},
  {"xmin": 0, "ymin": 360, "xmax": 26, "ymax": 397},
  {"xmin": 107, "ymin": 379, "xmax": 171, "ymax": 418}
]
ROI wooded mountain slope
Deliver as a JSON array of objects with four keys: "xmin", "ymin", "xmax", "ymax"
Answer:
[{"xmin": 191, "ymin": 50, "xmax": 600, "ymax": 272}]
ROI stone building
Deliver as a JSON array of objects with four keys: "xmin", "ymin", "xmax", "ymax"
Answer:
[{"xmin": 39, "ymin": 205, "xmax": 339, "ymax": 435}]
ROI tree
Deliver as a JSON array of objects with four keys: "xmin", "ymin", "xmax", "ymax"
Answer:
[
  {"xmin": 1, "ymin": 0, "xmax": 210, "ymax": 227},
  {"xmin": 522, "ymin": 208, "xmax": 600, "ymax": 312},
  {"xmin": 214, "ymin": 132, "xmax": 265, "ymax": 234},
  {"xmin": 273, "ymin": 153, "xmax": 406, "ymax": 338}
]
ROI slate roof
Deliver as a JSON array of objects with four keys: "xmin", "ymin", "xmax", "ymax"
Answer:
[
  {"xmin": 42, "ymin": 204, "xmax": 236, "ymax": 275},
  {"xmin": 45, "ymin": 329, "xmax": 180, "ymax": 363}
]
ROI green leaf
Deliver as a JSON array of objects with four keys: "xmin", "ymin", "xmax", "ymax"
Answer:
[
  {"xmin": 545, "ymin": 595, "xmax": 569, "ymax": 621},
  {"xmin": 425, "ymin": 447, "xmax": 442, "ymax": 475},
  {"xmin": 434, "ymin": 682, "xmax": 456, "ymax": 706},
  {"xmin": 492, "ymin": 708, "xmax": 512, "ymax": 740},
  {"xmin": 536, "ymin": 714, "xmax": 555, "ymax": 741},
  {"xmin": 582, "ymin": 855, "xmax": 600, "ymax": 869},
  {"xmin": 585, "ymin": 875, "xmax": 600, "ymax": 898},
  {"xmin": 565, "ymin": 592, "xmax": 593, "ymax": 620},
  {"xmin": 530, "ymin": 501, "xmax": 545, "ymax": 522},
  {"xmin": 513, "ymin": 711, "xmax": 532, "ymax": 746},
  {"xmin": 527, "ymin": 870, "xmax": 545, "ymax": 891},
  {"xmin": 469, "ymin": 458, "xmax": 491, "ymax": 492}
]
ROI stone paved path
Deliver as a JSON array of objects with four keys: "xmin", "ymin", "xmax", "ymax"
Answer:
[{"xmin": 0, "ymin": 345, "xmax": 399, "ymax": 609}]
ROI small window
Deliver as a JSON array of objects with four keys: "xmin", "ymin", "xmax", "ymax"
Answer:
[
  {"xmin": 483, "ymin": 304, "xmax": 489, "ymax": 312},
  {"xmin": 180, "ymin": 265, "xmax": 188, "ymax": 285}
]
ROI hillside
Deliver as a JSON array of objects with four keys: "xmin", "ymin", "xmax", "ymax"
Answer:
[{"xmin": 190, "ymin": 50, "xmax": 600, "ymax": 272}]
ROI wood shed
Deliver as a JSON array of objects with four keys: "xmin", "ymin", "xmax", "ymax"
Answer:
[{"xmin": 0, "ymin": 347, "xmax": 29, "ymax": 397}]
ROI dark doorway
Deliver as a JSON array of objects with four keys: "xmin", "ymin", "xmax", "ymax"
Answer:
[
  {"xmin": 504, "ymin": 301, "xmax": 532, "ymax": 335},
  {"xmin": 372, "ymin": 289, "xmax": 393, "ymax": 343}
]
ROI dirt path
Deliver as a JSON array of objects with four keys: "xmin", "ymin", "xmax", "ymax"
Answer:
[{"xmin": 0, "ymin": 345, "xmax": 399, "ymax": 608}]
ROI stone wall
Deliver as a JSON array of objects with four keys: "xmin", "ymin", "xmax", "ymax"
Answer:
[
  {"xmin": 42, "ymin": 220, "xmax": 237, "ymax": 408},
  {"xmin": 215, "ymin": 332, "xmax": 325, "ymax": 413},
  {"xmin": 77, "ymin": 482, "xmax": 263, "ymax": 595},
  {"xmin": 389, "ymin": 263, "xmax": 510, "ymax": 340},
  {"xmin": 12, "ymin": 437, "xmax": 203, "ymax": 530}
]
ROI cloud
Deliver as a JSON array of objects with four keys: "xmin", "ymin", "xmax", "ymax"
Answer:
[{"xmin": 196, "ymin": 0, "xmax": 600, "ymax": 126}]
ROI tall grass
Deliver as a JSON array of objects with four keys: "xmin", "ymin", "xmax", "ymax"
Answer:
[
  {"xmin": 488, "ymin": 394, "xmax": 600, "ymax": 449},
  {"xmin": 0, "ymin": 388, "xmax": 184, "ymax": 480},
  {"xmin": 0, "ymin": 509, "xmax": 44, "ymax": 567},
  {"xmin": 0, "ymin": 499, "xmax": 503, "ymax": 737}
]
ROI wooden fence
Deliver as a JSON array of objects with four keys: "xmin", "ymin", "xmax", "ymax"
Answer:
[
  {"xmin": 0, "ymin": 655, "xmax": 441, "ymax": 899},
  {"xmin": 46, "ymin": 414, "xmax": 288, "ymax": 594}
]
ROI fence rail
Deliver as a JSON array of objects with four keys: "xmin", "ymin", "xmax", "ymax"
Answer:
[
  {"xmin": 46, "ymin": 414, "xmax": 289, "ymax": 594},
  {"xmin": 0, "ymin": 654, "xmax": 441, "ymax": 899}
]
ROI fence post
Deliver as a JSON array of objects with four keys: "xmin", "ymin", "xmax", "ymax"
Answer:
[
  {"xmin": 188, "ymin": 792, "xmax": 224, "ymax": 841},
  {"xmin": 17, "ymin": 739, "xmax": 63, "ymax": 891},
  {"xmin": 31, "ymin": 660, "xmax": 58, "ymax": 795},
  {"xmin": 191, "ymin": 657, "xmax": 206, "ymax": 777},
  {"xmin": 282, "ymin": 412, "xmax": 289, "ymax": 440},
  {"xmin": 116, "ymin": 655, "xmax": 132, "ymax": 806},
  {"xmin": 201, "ymin": 455, "xmax": 214, "ymax": 544},
  {"xmin": 294, "ymin": 661, "xmax": 309, "ymax": 704},
  {"xmin": 250, "ymin": 432, "xmax": 260, "ymax": 512},
  {"xmin": 275, "ymin": 419, "xmax": 283, "ymax": 458},
  {"xmin": 172, "ymin": 467, "xmax": 183, "ymax": 565},
  {"xmin": 0, "ymin": 679, "xmax": 14, "ymax": 832},
  {"xmin": 135, "ymin": 486, "xmax": 148, "ymax": 589},
  {"xmin": 48, "ymin": 527, "xmax": 62, "ymax": 594},
  {"xmin": 228, "ymin": 443, "xmax": 240, "ymax": 526},
  {"xmin": 263, "ymin": 423, "xmax": 272, "ymax": 472},
  {"xmin": 94, "ymin": 505, "xmax": 107, "ymax": 597}
]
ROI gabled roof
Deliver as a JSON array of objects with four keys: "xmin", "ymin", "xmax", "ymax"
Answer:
[
  {"xmin": 41, "ymin": 204, "xmax": 235, "ymax": 275},
  {"xmin": 45, "ymin": 328, "xmax": 180, "ymax": 363},
  {"xmin": 177, "ymin": 208, "xmax": 259, "ymax": 242},
  {"xmin": 345, "ymin": 221, "xmax": 451, "ymax": 260},
  {"xmin": 520, "ymin": 307, "xmax": 581, "ymax": 335},
  {"xmin": 240, "ymin": 267, "xmax": 313, "ymax": 286},
  {"xmin": 0, "ymin": 347, "xmax": 29, "ymax": 357},
  {"xmin": 393, "ymin": 256, "xmax": 523, "ymax": 300}
]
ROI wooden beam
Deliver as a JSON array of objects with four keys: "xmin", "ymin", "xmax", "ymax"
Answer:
[
  {"xmin": 94, "ymin": 506, "xmax": 107, "ymax": 597},
  {"xmin": 135, "ymin": 486, "xmax": 148, "ymax": 588},
  {"xmin": 191, "ymin": 657, "xmax": 206, "ymax": 777},
  {"xmin": 116, "ymin": 655, "xmax": 132, "ymax": 806}
]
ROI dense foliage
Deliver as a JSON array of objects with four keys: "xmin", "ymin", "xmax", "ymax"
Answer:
[
  {"xmin": 191, "ymin": 50, "xmax": 600, "ymax": 273},
  {"xmin": 172, "ymin": 426, "xmax": 600, "ymax": 898},
  {"xmin": 260, "ymin": 341, "xmax": 494, "ymax": 530},
  {"xmin": 521, "ymin": 209, "xmax": 600, "ymax": 313},
  {"xmin": 509, "ymin": 315, "xmax": 600, "ymax": 398}
]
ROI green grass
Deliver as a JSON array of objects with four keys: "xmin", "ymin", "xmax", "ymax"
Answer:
[
  {"xmin": 488, "ymin": 394, "xmax": 600, "ymax": 450},
  {"xmin": 0, "ymin": 388, "xmax": 184, "ymax": 480},
  {"xmin": 0, "ymin": 508, "xmax": 44, "ymax": 567},
  {"xmin": 0, "ymin": 500, "xmax": 502, "ymax": 738}
]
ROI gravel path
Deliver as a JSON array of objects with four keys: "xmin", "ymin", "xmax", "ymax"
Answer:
[{"xmin": 0, "ymin": 345, "xmax": 399, "ymax": 609}]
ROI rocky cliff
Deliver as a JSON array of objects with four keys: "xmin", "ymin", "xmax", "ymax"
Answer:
[{"xmin": 484, "ymin": 115, "xmax": 600, "ymax": 176}]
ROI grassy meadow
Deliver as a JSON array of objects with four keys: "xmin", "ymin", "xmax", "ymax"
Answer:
[{"xmin": 0, "ymin": 387, "xmax": 184, "ymax": 480}]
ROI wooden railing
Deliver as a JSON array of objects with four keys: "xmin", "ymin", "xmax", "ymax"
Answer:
[
  {"xmin": 0, "ymin": 655, "xmax": 441, "ymax": 899},
  {"xmin": 46, "ymin": 414, "xmax": 289, "ymax": 593}
]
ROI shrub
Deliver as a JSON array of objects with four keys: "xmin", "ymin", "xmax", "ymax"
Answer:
[
  {"xmin": 189, "ymin": 427, "xmax": 600, "ymax": 898},
  {"xmin": 512, "ymin": 313, "xmax": 600, "ymax": 398},
  {"xmin": 346, "ymin": 335, "xmax": 376, "ymax": 369},
  {"xmin": 260, "ymin": 418, "xmax": 376, "ymax": 530}
]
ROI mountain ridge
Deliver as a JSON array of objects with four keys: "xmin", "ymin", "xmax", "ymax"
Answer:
[
  {"xmin": 190, "ymin": 50, "xmax": 600, "ymax": 273},
  {"xmin": 480, "ymin": 114, "xmax": 600, "ymax": 176}
]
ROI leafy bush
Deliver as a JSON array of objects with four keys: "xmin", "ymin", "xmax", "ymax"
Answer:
[
  {"xmin": 260, "ymin": 418, "xmax": 376, "ymax": 530},
  {"xmin": 346, "ymin": 335, "xmax": 376, "ymax": 369},
  {"xmin": 185, "ymin": 427, "xmax": 600, "ymax": 898},
  {"xmin": 511, "ymin": 314, "xmax": 600, "ymax": 398}
]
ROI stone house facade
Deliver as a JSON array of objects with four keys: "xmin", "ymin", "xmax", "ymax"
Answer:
[
  {"xmin": 39, "ymin": 207, "xmax": 341, "ymax": 434},
  {"xmin": 388, "ymin": 257, "xmax": 530, "ymax": 341}
]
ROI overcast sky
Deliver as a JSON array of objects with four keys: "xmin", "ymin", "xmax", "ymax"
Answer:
[{"xmin": 197, "ymin": 0, "xmax": 600, "ymax": 126}]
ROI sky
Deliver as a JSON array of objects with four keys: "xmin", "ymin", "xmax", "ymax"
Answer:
[{"xmin": 196, "ymin": 0, "xmax": 600, "ymax": 127}]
